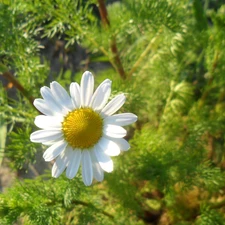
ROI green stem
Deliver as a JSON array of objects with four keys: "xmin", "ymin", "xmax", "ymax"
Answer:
[
  {"xmin": 71, "ymin": 24, "xmax": 119, "ymax": 73},
  {"xmin": 128, "ymin": 32, "xmax": 161, "ymax": 78},
  {"xmin": 198, "ymin": 51, "xmax": 219, "ymax": 108},
  {"xmin": 69, "ymin": 199, "xmax": 114, "ymax": 219},
  {"xmin": 158, "ymin": 82, "xmax": 175, "ymax": 129}
]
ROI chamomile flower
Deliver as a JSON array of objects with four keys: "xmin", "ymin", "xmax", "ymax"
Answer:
[{"xmin": 30, "ymin": 71, "xmax": 137, "ymax": 186}]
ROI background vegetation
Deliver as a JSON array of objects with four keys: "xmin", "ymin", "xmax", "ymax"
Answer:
[{"xmin": 1, "ymin": 0, "xmax": 225, "ymax": 224}]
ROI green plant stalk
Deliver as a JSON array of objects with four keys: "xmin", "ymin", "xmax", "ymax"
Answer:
[
  {"xmin": 198, "ymin": 51, "xmax": 219, "ymax": 108},
  {"xmin": 162, "ymin": 90, "xmax": 174, "ymax": 116},
  {"xmin": 68, "ymin": 200, "xmax": 114, "ymax": 219},
  {"xmin": 44, "ymin": 197, "xmax": 114, "ymax": 219},
  {"xmin": 71, "ymin": 24, "xmax": 119, "ymax": 72},
  {"xmin": 128, "ymin": 32, "xmax": 160, "ymax": 78}
]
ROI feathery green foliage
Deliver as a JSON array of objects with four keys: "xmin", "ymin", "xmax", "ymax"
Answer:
[{"xmin": 1, "ymin": 0, "xmax": 225, "ymax": 224}]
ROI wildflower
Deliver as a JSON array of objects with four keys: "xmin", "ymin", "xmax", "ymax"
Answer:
[{"xmin": 30, "ymin": 71, "xmax": 137, "ymax": 186}]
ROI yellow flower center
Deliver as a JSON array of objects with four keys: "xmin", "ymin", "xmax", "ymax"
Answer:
[{"xmin": 62, "ymin": 108, "xmax": 103, "ymax": 149}]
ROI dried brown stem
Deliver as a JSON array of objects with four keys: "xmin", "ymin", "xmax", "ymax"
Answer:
[
  {"xmin": 97, "ymin": 0, "xmax": 126, "ymax": 79},
  {"xmin": 2, "ymin": 71, "xmax": 36, "ymax": 109},
  {"xmin": 97, "ymin": 0, "xmax": 110, "ymax": 27},
  {"xmin": 110, "ymin": 37, "xmax": 126, "ymax": 79}
]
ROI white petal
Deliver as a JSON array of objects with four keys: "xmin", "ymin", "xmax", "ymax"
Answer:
[
  {"xmin": 30, "ymin": 130, "xmax": 62, "ymax": 143},
  {"xmin": 65, "ymin": 147, "xmax": 74, "ymax": 166},
  {"xmin": 107, "ymin": 137, "xmax": 130, "ymax": 151},
  {"xmin": 94, "ymin": 146, "xmax": 113, "ymax": 172},
  {"xmin": 43, "ymin": 140, "xmax": 67, "ymax": 161},
  {"xmin": 42, "ymin": 138, "xmax": 64, "ymax": 146},
  {"xmin": 34, "ymin": 115, "xmax": 63, "ymax": 129},
  {"xmin": 103, "ymin": 124, "xmax": 127, "ymax": 138},
  {"xmin": 91, "ymin": 79, "xmax": 111, "ymax": 111},
  {"xmin": 33, "ymin": 99, "xmax": 54, "ymax": 116},
  {"xmin": 93, "ymin": 163, "xmax": 104, "ymax": 182},
  {"xmin": 90, "ymin": 150, "xmax": 104, "ymax": 182},
  {"xmin": 66, "ymin": 148, "xmax": 82, "ymax": 179},
  {"xmin": 40, "ymin": 86, "xmax": 68, "ymax": 115},
  {"xmin": 80, "ymin": 71, "xmax": 94, "ymax": 107},
  {"xmin": 104, "ymin": 113, "xmax": 137, "ymax": 126},
  {"xmin": 50, "ymin": 81, "xmax": 74, "ymax": 111},
  {"xmin": 98, "ymin": 137, "xmax": 120, "ymax": 156},
  {"xmin": 81, "ymin": 150, "xmax": 93, "ymax": 186},
  {"xmin": 52, "ymin": 149, "xmax": 72, "ymax": 178},
  {"xmin": 101, "ymin": 94, "xmax": 126, "ymax": 117},
  {"xmin": 69, "ymin": 82, "xmax": 81, "ymax": 109}
]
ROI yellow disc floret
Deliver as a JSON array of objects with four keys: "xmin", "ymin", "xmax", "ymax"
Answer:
[{"xmin": 62, "ymin": 108, "xmax": 103, "ymax": 149}]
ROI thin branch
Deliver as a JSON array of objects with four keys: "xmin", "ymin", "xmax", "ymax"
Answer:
[
  {"xmin": 97, "ymin": 0, "xmax": 110, "ymax": 27},
  {"xmin": 217, "ymin": 88, "xmax": 225, "ymax": 103},
  {"xmin": 65, "ymin": 199, "xmax": 114, "ymax": 219},
  {"xmin": 210, "ymin": 199, "xmax": 225, "ymax": 209},
  {"xmin": 1, "ymin": 71, "xmax": 37, "ymax": 111},
  {"xmin": 97, "ymin": 0, "xmax": 126, "ymax": 79},
  {"xmin": 128, "ymin": 33, "xmax": 160, "ymax": 77},
  {"xmin": 71, "ymin": 25, "xmax": 109, "ymax": 57},
  {"xmin": 110, "ymin": 37, "xmax": 127, "ymax": 79},
  {"xmin": 71, "ymin": 24, "xmax": 119, "ymax": 72}
]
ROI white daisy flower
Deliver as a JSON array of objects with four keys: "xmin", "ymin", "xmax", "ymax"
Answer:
[{"xmin": 30, "ymin": 71, "xmax": 137, "ymax": 186}]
